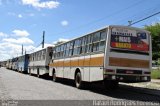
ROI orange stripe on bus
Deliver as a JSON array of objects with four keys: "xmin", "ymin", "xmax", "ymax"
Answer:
[
  {"xmin": 109, "ymin": 57, "xmax": 149, "ymax": 68},
  {"xmin": 90, "ymin": 56, "xmax": 104, "ymax": 66},
  {"xmin": 49, "ymin": 56, "xmax": 104, "ymax": 67}
]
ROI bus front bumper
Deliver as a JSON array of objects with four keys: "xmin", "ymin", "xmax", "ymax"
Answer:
[{"xmin": 104, "ymin": 74, "xmax": 151, "ymax": 83}]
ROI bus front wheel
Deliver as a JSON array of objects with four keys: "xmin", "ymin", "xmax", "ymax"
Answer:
[{"xmin": 75, "ymin": 72, "xmax": 84, "ymax": 89}]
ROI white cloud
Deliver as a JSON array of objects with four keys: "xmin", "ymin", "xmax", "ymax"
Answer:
[
  {"xmin": 53, "ymin": 38, "xmax": 69, "ymax": 44},
  {"xmin": 21, "ymin": 0, "xmax": 60, "ymax": 9},
  {"xmin": 61, "ymin": 20, "xmax": 69, "ymax": 26},
  {"xmin": 0, "ymin": 32, "xmax": 8, "ymax": 37},
  {"xmin": 18, "ymin": 14, "xmax": 23, "ymax": 18},
  {"xmin": 0, "ymin": 42, "xmax": 36, "ymax": 60},
  {"xmin": 12, "ymin": 29, "xmax": 30, "ymax": 37},
  {"xmin": 0, "ymin": 40, "xmax": 54, "ymax": 61},
  {"xmin": 3, "ymin": 37, "xmax": 34, "ymax": 44}
]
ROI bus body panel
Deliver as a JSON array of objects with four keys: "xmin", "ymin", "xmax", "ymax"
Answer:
[
  {"xmin": 83, "ymin": 55, "xmax": 90, "ymax": 81},
  {"xmin": 55, "ymin": 59, "xmax": 64, "ymax": 78},
  {"xmin": 89, "ymin": 53, "xmax": 104, "ymax": 81}
]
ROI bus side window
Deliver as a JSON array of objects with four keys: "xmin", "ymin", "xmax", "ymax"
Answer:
[
  {"xmin": 88, "ymin": 44, "xmax": 93, "ymax": 53},
  {"xmin": 63, "ymin": 44, "xmax": 67, "ymax": 57},
  {"xmin": 77, "ymin": 38, "xmax": 82, "ymax": 54},
  {"xmin": 73, "ymin": 48, "xmax": 78, "ymax": 55},
  {"xmin": 93, "ymin": 42, "xmax": 99, "ymax": 52},
  {"xmin": 65, "ymin": 50, "xmax": 69, "ymax": 57},
  {"xmin": 93, "ymin": 32, "xmax": 100, "ymax": 42},
  {"xmin": 99, "ymin": 31, "xmax": 106, "ymax": 52},
  {"xmin": 100, "ymin": 31, "xmax": 106, "ymax": 40},
  {"xmin": 99, "ymin": 41, "xmax": 105, "ymax": 51},
  {"xmin": 60, "ymin": 45, "xmax": 64, "ymax": 58},
  {"xmin": 85, "ymin": 34, "xmax": 93, "ymax": 53},
  {"xmin": 92, "ymin": 32, "xmax": 101, "ymax": 52}
]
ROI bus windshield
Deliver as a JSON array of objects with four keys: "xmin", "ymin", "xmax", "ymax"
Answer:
[{"xmin": 110, "ymin": 27, "xmax": 149, "ymax": 53}]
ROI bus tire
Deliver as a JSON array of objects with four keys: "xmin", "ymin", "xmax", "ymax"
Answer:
[
  {"xmin": 104, "ymin": 80, "xmax": 119, "ymax": 90},
  {"xmin": 52, "ymin": 71, "xmax": 58, "ymax": 82},
  {"xmin": 75, "ymin": 72, "xmax": 83, "ymax": 89},
  {"xmin": 29, "ymin": 69, "xmax": 32, "ymax": 75},
  {"xmin": 37, "ymin": 68, "xmax": 40, "ymax": 78}
]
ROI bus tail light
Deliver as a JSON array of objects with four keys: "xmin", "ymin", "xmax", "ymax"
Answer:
[
  {"xmin": 144, "ymin": 72, "xmax": 151, "ymax": 74},
  {"xmin": 104, "ymin": 69, "xmax": 115, "ymax": 74}
]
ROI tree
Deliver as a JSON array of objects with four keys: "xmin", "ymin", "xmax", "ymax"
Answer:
[{"xmin": 144, "ymin": 23, "xmax": 160, "ymax": 60}]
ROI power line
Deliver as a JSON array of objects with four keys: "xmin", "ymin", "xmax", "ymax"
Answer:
[
  {"xmin": 129, "ymin": 11, "xmax": 160, "ymax": 26},
  {"xmin": 119, "ymin": 3, "xmax": 160, "ymax": 25},
  {"xmin": 50, "ymin": 0, "xmax": 144, "ymax": 36}
]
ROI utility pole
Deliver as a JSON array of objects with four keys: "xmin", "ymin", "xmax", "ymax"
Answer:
[
  {"xmin": 22, "ymin": 44, "xmax": 23, "ymax": 55},
  {"xmin": 42, "ymin": 31, "xmax": 45, "ymax": 48},
  {"xmin": 128, "ymin": 20, "xmax": 132, "ymax": 26}
]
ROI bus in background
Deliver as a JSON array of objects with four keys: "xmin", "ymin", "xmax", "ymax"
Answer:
[
  {"xmin": 0, "ymin": 61, "xmax": 7, "ymax": 67},
  {"xmin": 49, "ymin": 25, "xmax": 151, "ymax": 89},
  {"xmin": 6, "ymin": 59, "xmax": 12, "ymax": 70},
  {"xmin": 12, "ymin": 57, "xmax": 18, "ymax": 71},
  {"xmin": 28, "ymin": 47, "xmax": 52, "ymax": 77},
  {"xmin": 17, "ymin": 54, "xmax": 29, "ymax": 73},
  {"xmin": 6, "ymin": 59, "xmax": 10, "ymax": 69}
]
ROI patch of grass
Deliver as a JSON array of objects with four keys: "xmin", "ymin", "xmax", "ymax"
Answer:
[{"xmin": 151, "ymin": 69, "xmax": 160, "ymax": 79}]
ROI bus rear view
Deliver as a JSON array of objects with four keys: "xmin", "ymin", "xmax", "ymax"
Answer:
[{"xmin": 104, "ymin": 25, "xmax": 151, "ymax": 86}]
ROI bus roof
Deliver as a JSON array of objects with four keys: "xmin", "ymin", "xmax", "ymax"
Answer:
[{"xmin": 54, "ymin": 25, "xmax": 150, "ymax": 47}]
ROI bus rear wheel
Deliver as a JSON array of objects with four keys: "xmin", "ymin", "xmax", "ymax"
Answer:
[
  {"xmin": 52, "ymin": 71, "xmax": 58, "ymax": 82},
  {"xmin": 37, "ymin": 68, "xmax": 40, "ymax": 78},
  {"xmin": 29, "ymin": 69, "xmax": 32, "ymax": 75},
  {"xmin": 75, "ymin": 72, "xmax": 84, "ymax": 89}
]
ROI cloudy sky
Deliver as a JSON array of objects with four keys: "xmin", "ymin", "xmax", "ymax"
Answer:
[{"xmin": 0, "ymin": 0, "xmax": 160, "ymax": 61}]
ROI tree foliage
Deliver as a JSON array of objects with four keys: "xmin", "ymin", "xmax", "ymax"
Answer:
[{"xmin": 144, "ymin": 23, "xmax": 160, "ymax": 60}]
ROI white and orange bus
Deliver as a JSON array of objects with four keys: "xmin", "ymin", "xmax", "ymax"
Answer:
[{"xmin": 49, "ymin": 25, "xmax": 152, "ymax": 89}]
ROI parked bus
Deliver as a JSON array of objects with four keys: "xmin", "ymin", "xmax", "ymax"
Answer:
[
  {"xmin": 17, "ymin": 54, "xmax": 29, "ymax": 73},
  {"xmin": 28, "ymin": 47, "xmax": 52, "ymax": 77},
  {"xmin": 6, "ymin": 59, "xmax": 12, "ymax": 70},
  {"xmin": 49, "ymin": 25, "xmax": 152, "ymax": 89},
  {"xmin": 12, "ymin": 57, "xmax": 18, "ymax": 71},
  {"xmin": 0, "ymin": 61, "xmax": 7, "ymax": 67}
]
